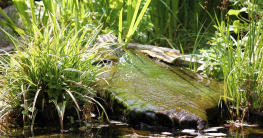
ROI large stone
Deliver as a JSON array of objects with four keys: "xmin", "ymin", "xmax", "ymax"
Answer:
[{"xmin": 98, "ymin": 50, "xmax": 223, "ymax": 129}]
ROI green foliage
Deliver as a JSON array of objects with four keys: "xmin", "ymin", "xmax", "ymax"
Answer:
[
  {"xmin": 0, "ymin": 0, "xmax": 110, "ymax": 131},
  {"xmin": 109, "ymin": 0, "xmax": 123, "ymax": 10},
  {"xmin": 202, "ymin": 0, "xmax": 263, "ymax": 120},
  {"xmin": 1, "ymin": 0, "xmax": 228, "ymax": 51},
  {"xmin": 0, "ymin": 8, "xmax": 25, "ymax": 36},
  {"xmin": 147, "ymin": 0, "xmax": 222, "ymax": 50},
  {"xmin": 82, "ymin": 0, "xmax": 151, "ymax": 48},
  {"xmin": 52, "ymin": 98, "xmax": 67, "ymax": 131},
  {"xmin": 12, "ymin": 0, "xmax": 31, "ymax": 27},
  {"xmin": 67, "ymin": 116, "xmax": 74, "ymax": 125},
  {"xmin": 123, "ymin": 0, "xmax": 151, "ymax": 48}
]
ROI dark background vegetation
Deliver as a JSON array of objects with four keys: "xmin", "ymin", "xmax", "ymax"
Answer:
[{"xmin": 0, "ymin": 0, "xmax": 12, "ymax": 9}]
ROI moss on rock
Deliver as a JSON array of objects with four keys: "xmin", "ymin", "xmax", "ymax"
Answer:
[{"xmin": 98, "ymin": 50, "xmax": 222, "ymax": 129}]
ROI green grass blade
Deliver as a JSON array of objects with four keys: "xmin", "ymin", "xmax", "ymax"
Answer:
[
  {"xmin": 127, "ymin": 0, "xmax": 141, "ymax": 36},
  {"xmin": 74, "ymin": 106, "xmax": 81, "ymax": 126},
  {"xmin": 29, "ymin": 0, "xmax": 36, "ymax": 24},
  {"xmin": 126, "ymin": 0, "xmax": 132, "ymax": 33},
  {"xmin": 31, "ymin": 89, "xmax": 41, "ymax": 119},
  {"xmin": 85, "ymin": 96, "xmax": 109, "ymax": 122},
  {"xmin": 13, "ymin": 0, "xmax": 31, "ymax": 27},
  {"xmin": 124, "ymin": 0, "xmax": 151, "ymax": 48},
  {"xmin": 118, "ymin": 8, "xmax": 123, "ymax": 43},
  {"xmin": 30, "ymin": 109, "xmax": 38, "ymax": 131},
  {"xmin": 0, "ymin": 9, "xmax": 25, "ymax": 35},
  {"xmin": 64, "ymin": 89, "xmax": 81, "ymax": 111}
]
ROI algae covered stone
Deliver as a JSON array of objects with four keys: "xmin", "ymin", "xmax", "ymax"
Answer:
[{"xmin": 98, "ymin": 50, "xmax": 222, "ymax": 129}]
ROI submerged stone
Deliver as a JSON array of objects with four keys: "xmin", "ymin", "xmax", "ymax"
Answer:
[{"xmin": 97, "ymin": 50, "xmax": 222, "ymax": 129}]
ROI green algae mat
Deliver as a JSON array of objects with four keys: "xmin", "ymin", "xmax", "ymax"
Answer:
[{"xmin": 98, "ymin": 50, "xmax": 223, "ymax": 129}]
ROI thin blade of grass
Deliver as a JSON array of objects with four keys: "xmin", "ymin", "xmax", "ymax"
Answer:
[
  {"xmin": 31, "ymin": 89, "xmax": 41, "ymax": 119},
  {"xmin": 30, "ymin": 109, "xmax": 38, "ymax": 131},
  {"xmin": 118, "ymin": 7, "xmax": 123, "ymax": 43},
  {"xmin": 64, "ymin": 89, "xmax": 81, "ymax": 111}
]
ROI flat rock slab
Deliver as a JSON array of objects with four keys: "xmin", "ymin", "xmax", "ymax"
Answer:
[{"xmin": 98, "ymin": 50, "xmax": 222, "ymax": 129}]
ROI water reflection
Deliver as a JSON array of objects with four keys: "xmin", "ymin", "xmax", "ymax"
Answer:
[{"xmin": 1, "ymin": 123, "xmax": 263, "ymax": 138}]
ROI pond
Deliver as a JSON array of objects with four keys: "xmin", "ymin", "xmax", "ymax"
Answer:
[{"xmin": 1, "ymin": 120, "xmax": 263, "ymax": 137}]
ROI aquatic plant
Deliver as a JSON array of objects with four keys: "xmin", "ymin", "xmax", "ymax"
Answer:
[
  {"xmin": 145, "ymin": 0, "xmax": 222, "ymax": 51},
  {"xmin": 123, "ymin": 0, "xmax": 151, "ymax": 48},
  {"xmin": 201, "ymin": 0, "xmax": 263, "ymax": 121},
  {"xmin": 88, "ymin": 0, "xmax": 152, "ymax": 47},
  {"xmin": 0, "ymin": 0, "xmax": 110, "ymax": 131}
]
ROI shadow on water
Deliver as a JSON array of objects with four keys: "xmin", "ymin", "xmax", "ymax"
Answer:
[{"xmin": 2, "ymin": 123, "xmax": 263, "ymax": 137}]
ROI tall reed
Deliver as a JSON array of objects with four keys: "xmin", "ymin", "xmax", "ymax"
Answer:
[
  {"xmin": 124, "ymin": 0, "xmax": 151, "ymax": 48},
  {"xmin": 148, "ymin": 0, "xmax": 221, "ymax": 50},
  {"xmin": 202, "ymin": 0, "xmax": 263, "ymax": 121}
]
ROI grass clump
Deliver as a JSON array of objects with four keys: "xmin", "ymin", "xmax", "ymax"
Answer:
[
  {"xmin": 201, "ymin": 0, "xmax": 263, "ymax": 121},
  {"xmin": 0, "ymin": 0, "xmax": 152, "ymax": 132},
  {"xmin": 0, "ymin": 10, "xmax": 108, "ymax": 131}
]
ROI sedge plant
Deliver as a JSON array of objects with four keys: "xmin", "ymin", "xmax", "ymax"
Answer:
[{"xmin": 0, "ymin": 3, "xmax": 109, "ymax": 131}]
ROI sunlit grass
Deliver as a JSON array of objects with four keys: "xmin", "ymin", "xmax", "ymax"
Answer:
[
  {"xmin": 0, "ymin": 0, "xmax": 110, "ymax": 131},
  {"xmin": 201, "ymin": 0, "xmax": 263, "ymax": 121}
]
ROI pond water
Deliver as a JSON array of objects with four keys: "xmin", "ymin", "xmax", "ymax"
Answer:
[{"xmin": 2, "ymin": 121, "xmax": 263, "ymax": 137}]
